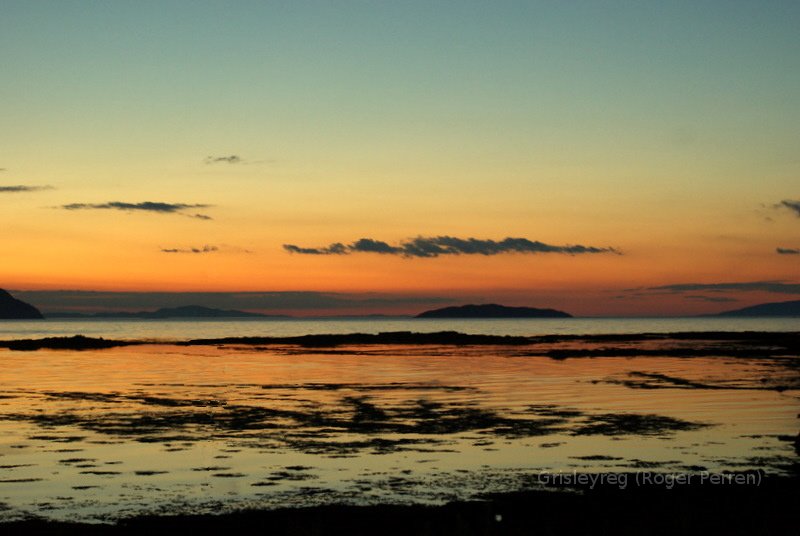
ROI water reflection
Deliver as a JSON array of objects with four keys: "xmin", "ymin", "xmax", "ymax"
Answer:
[{"xmin": 0, "ymin": 341, "xmax": 797, "ymax": 522}]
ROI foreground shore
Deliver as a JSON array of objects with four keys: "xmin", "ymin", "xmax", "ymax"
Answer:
[
  {"xmin": 1, "ymin": 331, "xmax": 796, "ymax": 532},
  {"xmin": 3, "ymin": 472, "xmax": 797, "ymax": 535}
]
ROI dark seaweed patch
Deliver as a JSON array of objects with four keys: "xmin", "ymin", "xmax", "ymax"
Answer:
[
  {"xmin": 607, "ymin": 371, "xmax": 800, "ymax": 391},
  {"xmin": 570, "ymin": 455, "xmax": 624, "ymax": 461},
  {"xmin": 5, "ymin": 390, "xmax": 712, "ymax": 457},
  {"xmin": 625, "ymin": 459, "xmax": 682, "ymax": 468},
  {"xmin": 58, "ymin": 458, "xmax": 96, "ymax": 464},
  {"xmin": 191, "ymin": 466, "xmax": 231, "ymax": 472},
  {"xmin": 680, "ymin": 465, "xmax": 709, "ymax": 471},
  {"xmin": 263, "ymin": 471, "xmax": 318, "ymax": 482},
  {"xmin": 39, "ymin": 390, "xmax": 227, "ymax": 408},
  {"xmin": 28, "ymin": 434, "xmax": 86, "ymax": 443},
  {"xmin": 259, "ymin": 382, "xmax": 474, "ymax": 392},
  {"xmin": 572, "ymin": 413, "xmax": 709, "ymax": 436}
]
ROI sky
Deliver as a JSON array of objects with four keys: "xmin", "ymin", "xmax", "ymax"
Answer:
[{"xmin": 1, "ymin": 1, "xmax": 799, "ymax": 316}]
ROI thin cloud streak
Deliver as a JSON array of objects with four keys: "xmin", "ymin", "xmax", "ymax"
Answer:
[
  {"xmin": 683, "ymin": 295, "xmax": 739, "ymax": 303},
  {"xmin": 644, "ymin": 281, "xmax": 800, "ymax": 295},
  {"xmin": 1, "ymin": 185, "xmax": 53, "ymax": 193},
  {"xmin": 776, "ymin": 247, "xmax": 800, "ymax": 255},
  {"xmin": 60, "ymin": 201, "xmax": 213, "ymax": 219},
  {"xmin": 161, "ymin": 245, "xmax": 218, "ymax": 254},
  {"xmin": 284, "ymin": 236, "xmax": 619, "ymax": 258},
  {"xmin": 204, "ymin": 155, "xmax": 242, "ymax": 164}
]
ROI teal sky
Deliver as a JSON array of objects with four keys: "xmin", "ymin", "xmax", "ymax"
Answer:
[
  {"xmin": 2, "ymin": 1, "xmax": 799, "ymax": 316},
  {"xmin": 3, "ymin": 1, "xmax": 798, "ymax": 175}
]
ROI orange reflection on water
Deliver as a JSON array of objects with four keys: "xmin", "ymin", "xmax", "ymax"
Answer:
[{"xmin": 0, "ymin": 342, "xmax": 797, "ymax": 522}]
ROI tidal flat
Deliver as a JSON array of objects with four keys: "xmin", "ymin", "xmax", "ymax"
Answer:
[{"xmin": 0, "ymin": 332, "xmax": 797, "ymax": 528}]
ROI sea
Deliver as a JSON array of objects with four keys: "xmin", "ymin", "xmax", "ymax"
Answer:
[{"xmin": 0, "ymin": 317, "xmax": 798, "ymax": 522}]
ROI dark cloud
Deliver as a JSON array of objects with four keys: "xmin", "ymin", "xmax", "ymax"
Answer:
[
  {"xmin": 161, "ymin": 245, "xmax": 218, "ymax": 254},
  {"xmin": 61, "ymin": 201, "xmax": 212, "ymax": 219},
  {"xmin": 776, "ymin": 247, "xmax": 800, "ymax": 255},
  {"xmin": 644, "ymin": 281, "xmax": 800, "ymax": 295},
  {"xmin": 204, "ymin": 155, "xmax": 242, "ymax": 165},
  {"xmin": 775, "ymin": 199, "xmax": 800, "ymax": 217},
  {"xmin": 683, "ymin": 295, "xmax": 739, "ymax": 303},
  {"xmin": 284, "ymin": 236, "xmax": 619, "ymax": 258},
  {"xmin": 1, "ymin": 184, "xmax": 52, "ymax": 193},
  {"xmin": 284, "ymin": 243, "xmax": 348, "ymax": 255}
]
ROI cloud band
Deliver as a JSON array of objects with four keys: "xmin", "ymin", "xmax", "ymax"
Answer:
[
  {"xmin": 161, "ymin": 245, "xmax": 219, "ymax": 254},
  {"xmin": 61, "ymin": 201, "xmax": 212, "ymax": 219},
  {"xmin": 284, "ymin": 236, "xmax": 618, "ymax": 258},
  {"xmin": 1, "ymin": 185, "xmax": 52, "ymax": 193}
]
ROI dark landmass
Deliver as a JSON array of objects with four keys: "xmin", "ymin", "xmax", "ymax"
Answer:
[
  {"xmin": 714, "ymin": 299, "xmax": 800, "ymax": 317},
  {"xmin": 45, "ymin": 305, "xmax": 288, "ymax": 319},
  {"xmin": 0, "ymin": 332, "xmax": 532, "ymax": 351},
  {"xmin": 0, "ymin": 335, "xmax": 139, "ymax": 351},
  {"xmin": 416, "ymin": 303, "xmax": 572, "ymax": 318},
  {"xmin": 183, "ymin": 331, "xmax": 533, "ymax": 348},
  {"xmin": 0, "ymin": 289, "xmax": 43, "ymax": 319},
  {"xmin": 1, "ymin": 331, "xmax": 799, "ymax": 354},
  {"xmin": 1, "ymin": 472, "xmax": 795, "ymax": 535}
]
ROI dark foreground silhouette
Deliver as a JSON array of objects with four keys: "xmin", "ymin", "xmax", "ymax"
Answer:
[
  {"xmin": 1, "ymin": 472, "xmax": 795, "ymax": 535},
  {"xmin": 2, "ymin": 330, "xmax": 798, "ymax": 353}
]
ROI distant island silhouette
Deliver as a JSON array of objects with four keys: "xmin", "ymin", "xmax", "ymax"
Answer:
[
  {"xmin": 0, "ymin": 289, "xmax": 44, "ymax": 319},
  {"xmin": 714, "ymin": 299, "xmax": 800, "ymax": 317},
  {"xmin": 46, "ymin": 305, "xmax": 288, "ymax": 319},
  {"xmin": 416, "ymin": 303, "xmax": 572, "ymax": 319}
]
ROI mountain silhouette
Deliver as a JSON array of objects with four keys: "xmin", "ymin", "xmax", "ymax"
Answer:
[
  {"xmin": 416, "ymin": 303, "xmax": 572, "ymax": 319},
  {"xmin": 715, "ymin": 300, "xmax": 800, "ymax": 317},
  {"xmin": 0, "ymin": 289, "xmax": 44, "ymax": 319},
  {"xmin": 46, "ymin": 305, "xmax": 287, "ymax": 319}
]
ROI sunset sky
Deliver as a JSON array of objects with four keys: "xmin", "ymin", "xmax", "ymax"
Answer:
[{"xmin": 2, "ymin": 2, "xmax": 799, "ymax": 316}]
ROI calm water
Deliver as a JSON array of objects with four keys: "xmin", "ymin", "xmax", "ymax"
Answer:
[
  {"xmin": 0, "ymin": 319, "xmax": 798, "ymax": 522},
  {"xmin": 1, "ymin": 316, "xmax": 799, "ymax": 341}
]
